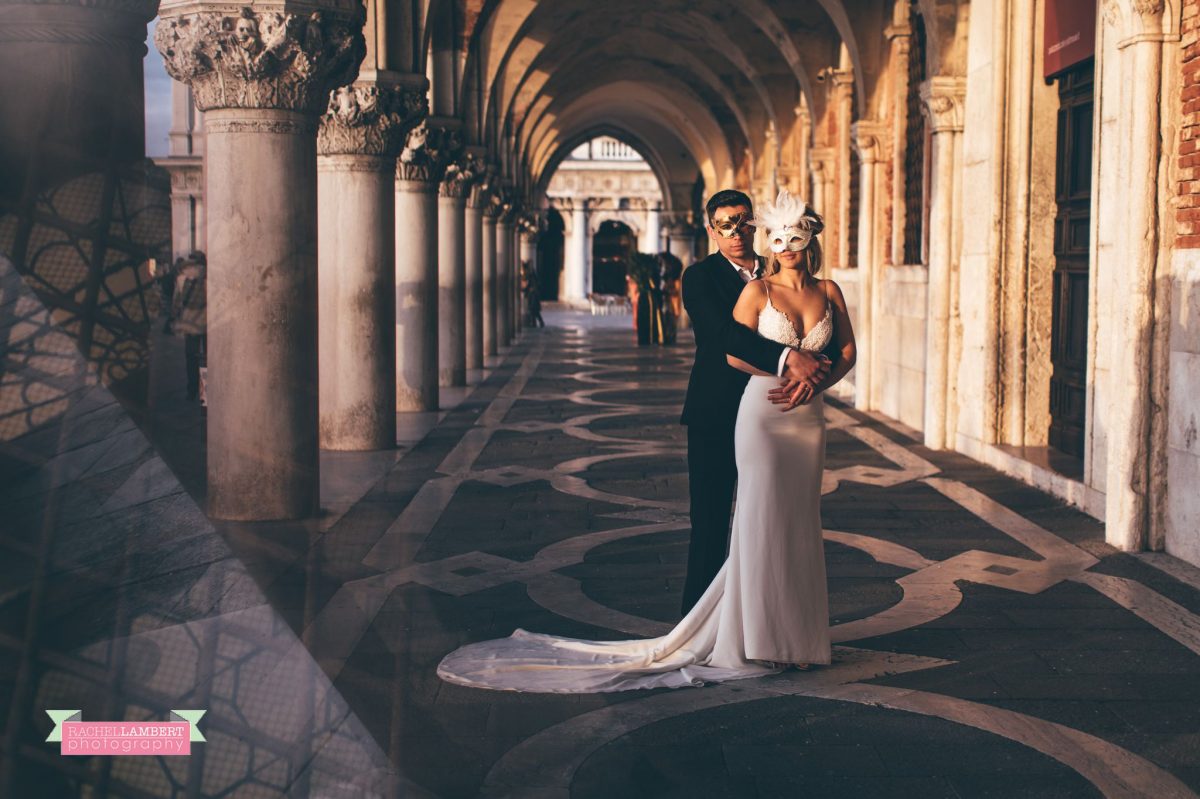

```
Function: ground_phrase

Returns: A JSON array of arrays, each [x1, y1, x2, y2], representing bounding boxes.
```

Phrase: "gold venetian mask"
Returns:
[[711, 211, 756, 239]]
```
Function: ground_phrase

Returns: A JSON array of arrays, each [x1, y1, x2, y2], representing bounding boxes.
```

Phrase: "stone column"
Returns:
[[1106, 3, 1171, 551], [514, 219, 526, 333], [0, 0, 156, 193], [560, 200, 592, 303], [831, 69, 856, 273], [559, 202, 580, 304], [155, 6, 364, 520], [482, 203, 499, 356], [520, 226, 538, 282], [438, 157, 473, 386], [666, 221, 695, 266], [317, 77, 426, 451], [808, 149, 836, 258], [464, 166, 487, 371], [920, 78, 967, 451], [510, 215, 522, 336], [850, 120, 887, 411], [496, 212, 514, 346], [394, 120, 459, 411], [643, 206, 662, 254]]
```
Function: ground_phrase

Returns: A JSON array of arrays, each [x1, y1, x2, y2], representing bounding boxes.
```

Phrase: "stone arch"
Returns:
[[537, 127, 675, 213], [590, 212, 643, 237]]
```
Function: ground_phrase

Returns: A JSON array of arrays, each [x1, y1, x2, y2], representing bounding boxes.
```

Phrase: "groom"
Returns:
[[678, 189, 830, 614]]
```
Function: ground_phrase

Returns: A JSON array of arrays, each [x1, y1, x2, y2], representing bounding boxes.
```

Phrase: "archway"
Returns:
[[538, 207, 565, 301], [591, 220, 635, 295]]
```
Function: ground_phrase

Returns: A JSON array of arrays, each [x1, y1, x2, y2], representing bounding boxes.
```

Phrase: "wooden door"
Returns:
[[1049, 60, 1093, 457]]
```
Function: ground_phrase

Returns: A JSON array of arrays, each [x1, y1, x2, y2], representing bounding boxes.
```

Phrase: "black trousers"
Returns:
[[184, 334, 206, 399], [681, 420, 737, 614]]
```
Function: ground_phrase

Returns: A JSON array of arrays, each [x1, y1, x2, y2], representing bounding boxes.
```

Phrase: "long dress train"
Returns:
[[436, 290, 833, 693]]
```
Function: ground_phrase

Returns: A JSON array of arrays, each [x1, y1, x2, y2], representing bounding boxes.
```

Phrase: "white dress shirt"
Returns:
[[724, 254, 790, 377]]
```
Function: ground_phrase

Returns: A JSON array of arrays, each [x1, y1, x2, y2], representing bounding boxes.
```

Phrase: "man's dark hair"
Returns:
[[704, 189, 753, 224]]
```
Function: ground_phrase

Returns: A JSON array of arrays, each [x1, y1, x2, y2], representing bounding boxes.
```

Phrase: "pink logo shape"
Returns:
[[60, 721, 191, 756]]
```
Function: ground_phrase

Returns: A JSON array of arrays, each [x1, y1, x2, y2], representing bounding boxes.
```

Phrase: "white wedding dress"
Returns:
[[437, 286, 833, 693]]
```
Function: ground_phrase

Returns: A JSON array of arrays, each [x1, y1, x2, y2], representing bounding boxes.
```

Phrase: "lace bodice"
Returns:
[[757, 283, 833, 352]]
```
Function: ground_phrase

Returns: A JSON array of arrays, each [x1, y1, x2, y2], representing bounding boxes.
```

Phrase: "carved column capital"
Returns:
[[317, 76, 427, 157], [519, 213, 540, 243], [1133, 0, 1165, 19], [440, 151, 485, 199], [481, 199, 503, 220], [850, 120, 889, 164], [1117, 0, 1179, 44], [884, 21, 912, 57], [808, 146, 836, 175], [825, 67, 855, 103], [396, 118, 463, 185], [465, 156, 495, 208], [153, 4, 366, 114], [919, 77, 967, 134]]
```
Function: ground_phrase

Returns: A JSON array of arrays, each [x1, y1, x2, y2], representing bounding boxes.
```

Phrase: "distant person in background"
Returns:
[[660, 251, 684, 324], [149, 252, 179, 334], [170, 251, 207, 403], [523, 261, 544, 328]]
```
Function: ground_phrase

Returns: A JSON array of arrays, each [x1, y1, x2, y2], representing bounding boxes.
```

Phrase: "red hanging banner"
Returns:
[[1045, 0, 1097, 79]]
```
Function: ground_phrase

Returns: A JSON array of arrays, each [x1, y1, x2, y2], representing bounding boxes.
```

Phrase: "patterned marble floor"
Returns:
[[2, 277, 1200, 798]]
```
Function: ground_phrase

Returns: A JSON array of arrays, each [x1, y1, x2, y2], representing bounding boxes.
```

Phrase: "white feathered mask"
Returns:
[[753, 190, 823, 253]]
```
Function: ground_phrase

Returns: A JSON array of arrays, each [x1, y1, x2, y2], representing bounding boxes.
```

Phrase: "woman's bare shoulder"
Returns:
[[817, 278, 846, 300]]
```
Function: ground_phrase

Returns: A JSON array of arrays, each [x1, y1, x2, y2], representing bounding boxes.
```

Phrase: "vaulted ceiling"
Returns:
[[376, 0, 969, 211]]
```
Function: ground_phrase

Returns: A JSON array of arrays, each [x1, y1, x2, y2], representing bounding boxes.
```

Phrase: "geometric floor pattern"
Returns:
[[2, 266, 1200, 797]]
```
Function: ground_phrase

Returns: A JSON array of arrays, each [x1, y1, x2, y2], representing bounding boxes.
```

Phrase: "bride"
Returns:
[[437, 190, 857, 693]]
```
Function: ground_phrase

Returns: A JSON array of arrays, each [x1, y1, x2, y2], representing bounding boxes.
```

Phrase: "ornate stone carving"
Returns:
[[519, 213, 540, 241], [482, 184, 510, 220], [1102, 0, 1122, 27], [154, 6, 366, 113], [1133, 0, 1165, 19], [439, 155, 480, 199], [919, 77, 967, 134], [466, 157, 495, 209], [850, 121, 888, 164], [396, 121, 463, 184], [318, 81, 427, 156]]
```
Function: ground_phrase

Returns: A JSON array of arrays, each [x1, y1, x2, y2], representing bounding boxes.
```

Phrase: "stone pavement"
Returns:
[[1, 288, 1200, 798]]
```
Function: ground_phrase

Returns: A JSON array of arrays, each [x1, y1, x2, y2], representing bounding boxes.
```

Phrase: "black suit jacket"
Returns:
[[680, 253, 787, 426]]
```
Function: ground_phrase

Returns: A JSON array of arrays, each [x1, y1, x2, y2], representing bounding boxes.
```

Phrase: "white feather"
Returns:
[[753, 189, 811, 234]]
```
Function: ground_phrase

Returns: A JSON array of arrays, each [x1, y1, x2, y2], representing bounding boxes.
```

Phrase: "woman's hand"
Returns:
[[768, 355, 830, 410]]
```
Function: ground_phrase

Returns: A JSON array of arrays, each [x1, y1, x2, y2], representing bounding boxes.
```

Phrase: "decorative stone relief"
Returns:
[[466, 158, 495, 209], [439, 156, 478, 199], [1102, 0, 1122, 27], [919, 78, 967, 134], [481, 196, 503, 219], [850, 121, 889, 164], [154, 6, 365, 113], [1133, 0, 1165, 18], [519, 213, 540, 242], [489, 187, 514, 223], [318, 81, 427, 157], [396, 121, 463, 185]]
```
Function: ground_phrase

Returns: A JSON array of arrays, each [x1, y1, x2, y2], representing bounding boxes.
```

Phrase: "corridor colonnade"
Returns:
[[3, 0, 1197, 574], [149, 1, 527, 519]]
